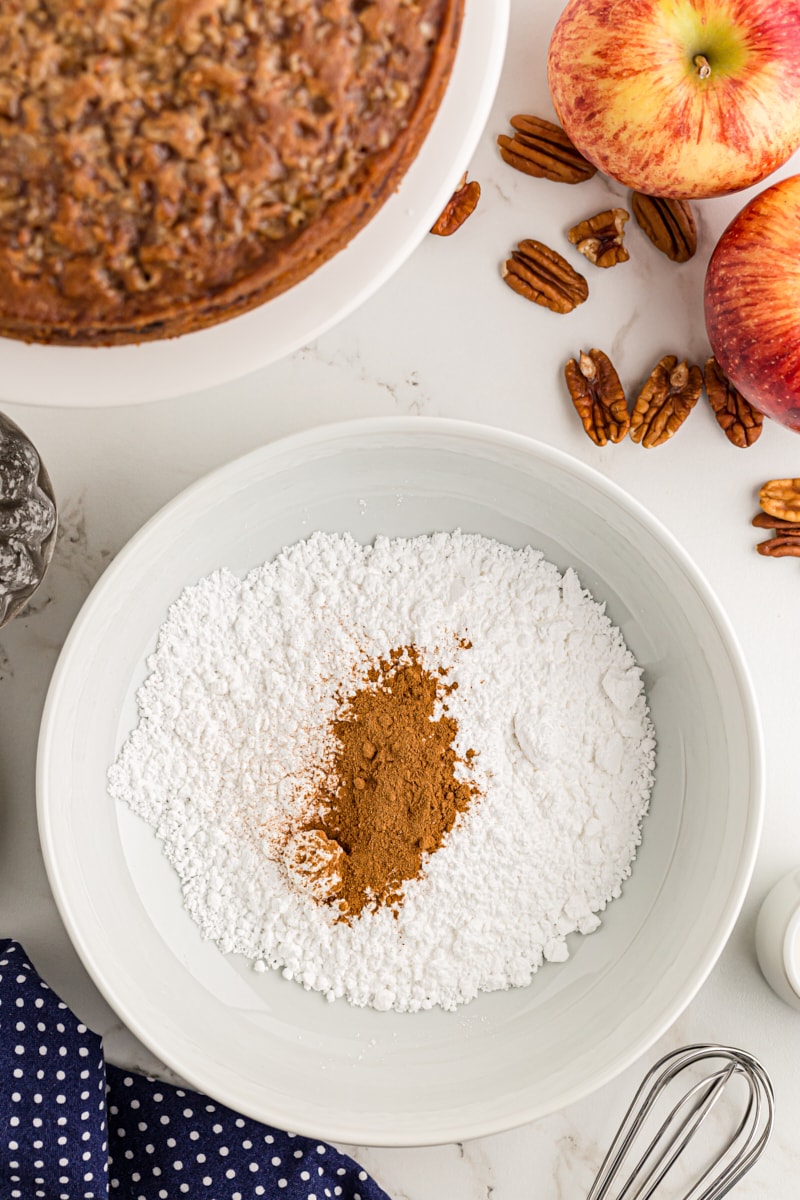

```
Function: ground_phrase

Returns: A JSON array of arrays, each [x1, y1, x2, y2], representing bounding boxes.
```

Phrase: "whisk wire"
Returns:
[[701, 1056, 773, 1200], [621, 1067, 734, 1200]]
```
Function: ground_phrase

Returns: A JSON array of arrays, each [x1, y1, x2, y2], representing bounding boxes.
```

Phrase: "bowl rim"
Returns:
[[36, 415, 765, 1145]]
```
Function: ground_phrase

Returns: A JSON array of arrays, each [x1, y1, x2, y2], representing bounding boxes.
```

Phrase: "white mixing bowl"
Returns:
[[37, 418, 763, 1145]]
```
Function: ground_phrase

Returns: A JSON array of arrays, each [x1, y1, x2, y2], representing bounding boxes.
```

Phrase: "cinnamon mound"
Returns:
[[297, 646, 477, 920]]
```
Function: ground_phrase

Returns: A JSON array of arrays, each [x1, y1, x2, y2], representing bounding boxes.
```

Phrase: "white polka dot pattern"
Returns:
[[1, 941, 388, 1200]]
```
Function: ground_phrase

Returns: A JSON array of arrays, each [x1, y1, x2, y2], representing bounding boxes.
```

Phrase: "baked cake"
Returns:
[[0, 0, 463, 345]]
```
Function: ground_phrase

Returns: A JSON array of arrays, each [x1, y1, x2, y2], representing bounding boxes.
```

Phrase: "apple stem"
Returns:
[[694, 54, 711, 79]]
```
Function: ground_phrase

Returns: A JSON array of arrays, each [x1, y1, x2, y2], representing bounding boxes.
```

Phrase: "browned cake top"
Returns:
[[0, 0, 457, 342]]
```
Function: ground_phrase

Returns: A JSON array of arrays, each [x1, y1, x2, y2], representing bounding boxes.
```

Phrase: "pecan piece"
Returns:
[[430, 172, 481, 236], [568, 208, 630, 268], [629, 356, 703, 447], [631, 192, 697, 262], [752, 512, 800, 531], [704, 357, 763, 447], [501, 239, 588, 313], [759, 479, 800, 523], [565, 349, 629, 445], [756, 536, 800, 558], [497, 114, 597, 184]]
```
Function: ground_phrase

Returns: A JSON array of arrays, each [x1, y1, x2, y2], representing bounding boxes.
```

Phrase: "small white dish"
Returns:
[[755, 869, 800, 1011], [0, 0, 508, 408], [37, 417, 763, 1145]]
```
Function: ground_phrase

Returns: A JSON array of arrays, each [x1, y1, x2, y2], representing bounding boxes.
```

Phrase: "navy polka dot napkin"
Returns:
[[0, 940, 390, 1200]]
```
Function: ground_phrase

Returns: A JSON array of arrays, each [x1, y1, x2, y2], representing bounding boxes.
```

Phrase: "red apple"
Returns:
[[704, 174, 800, 431], [547, 0, 800, 199]]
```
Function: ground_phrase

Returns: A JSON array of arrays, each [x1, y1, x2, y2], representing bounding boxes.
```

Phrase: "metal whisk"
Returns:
[[586, 1044, 774, 1200]]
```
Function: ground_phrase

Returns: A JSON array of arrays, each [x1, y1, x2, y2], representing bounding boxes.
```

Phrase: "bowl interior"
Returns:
[[37, 420, 762, 1145]]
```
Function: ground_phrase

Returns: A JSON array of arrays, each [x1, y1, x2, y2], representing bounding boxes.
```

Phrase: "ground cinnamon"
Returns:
[[291, 645, 477, 920]]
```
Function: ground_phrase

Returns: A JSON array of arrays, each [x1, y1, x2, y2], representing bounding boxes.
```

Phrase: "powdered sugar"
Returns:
[[108, 531, 656, 1012]]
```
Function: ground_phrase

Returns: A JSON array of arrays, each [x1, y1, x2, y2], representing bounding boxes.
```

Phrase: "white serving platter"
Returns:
[[0, 0, 508, 408], [37, 418, 763, 1145]]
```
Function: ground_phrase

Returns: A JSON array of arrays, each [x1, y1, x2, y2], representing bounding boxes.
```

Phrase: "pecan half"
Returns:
[[629, 356, 703, 447], [703, 357, 763, 447], [497, 114, 597, 184], [759, 479, 800, 523], [501, 239, 588, 313], [568, 208, 630, 268], [756, 536, 800, 558], [565, 349, 629, 446], [631, 192, 697, 262], [753, 512, 800, 531], [430, 172, 481, 236]]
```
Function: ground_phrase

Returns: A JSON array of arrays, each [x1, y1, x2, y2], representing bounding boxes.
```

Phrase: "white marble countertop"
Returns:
[[2, 1, 800, 1195]]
